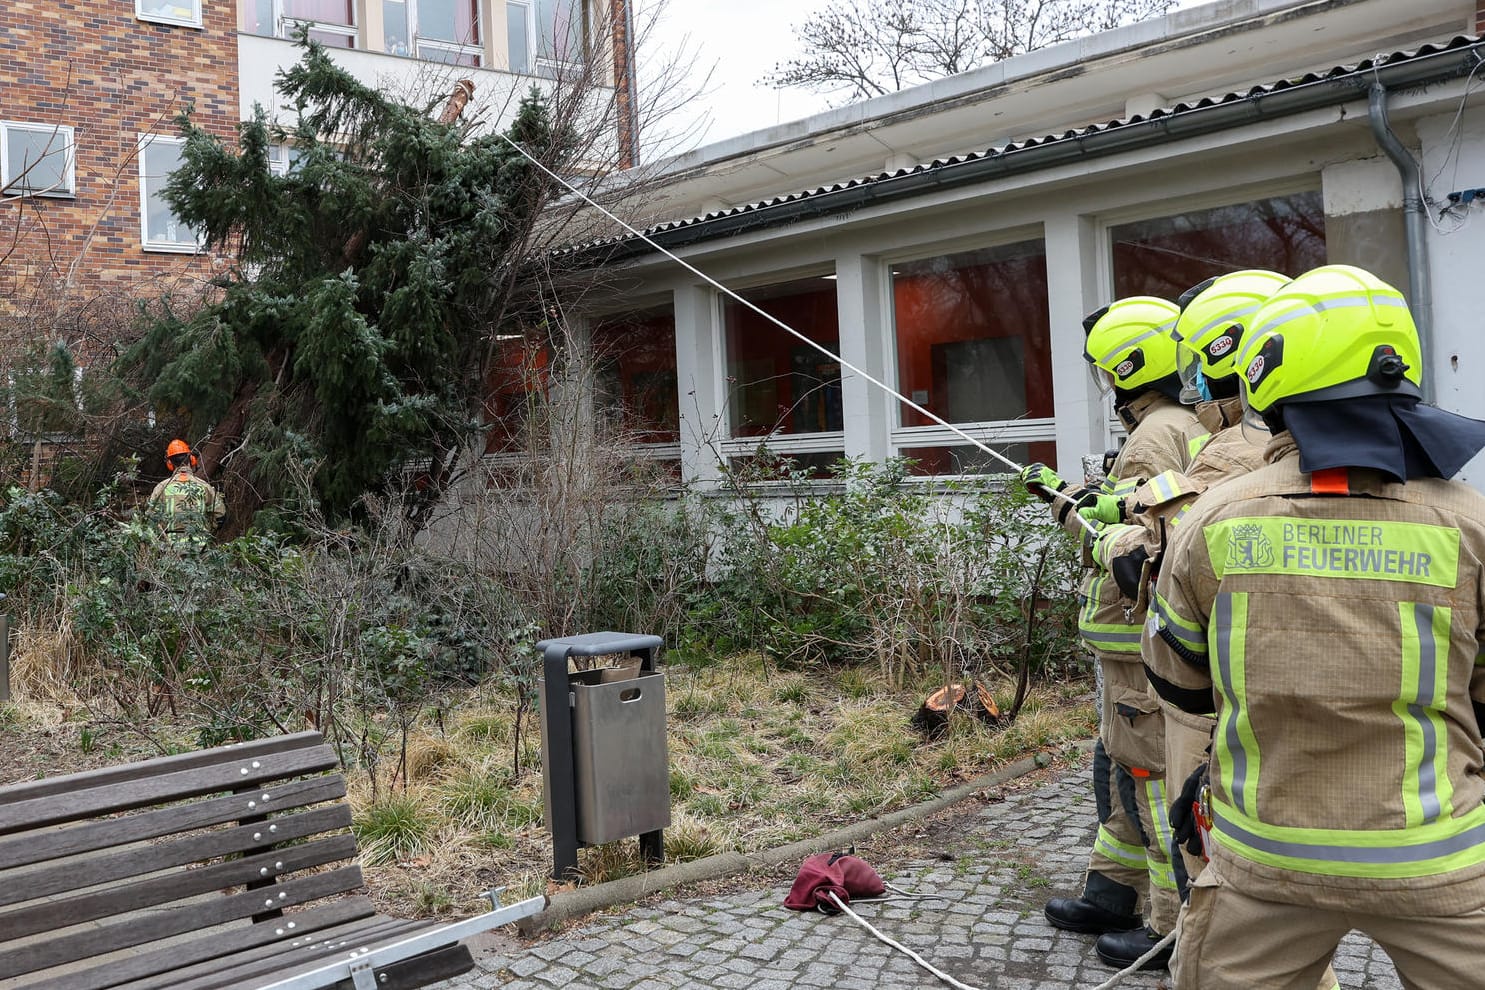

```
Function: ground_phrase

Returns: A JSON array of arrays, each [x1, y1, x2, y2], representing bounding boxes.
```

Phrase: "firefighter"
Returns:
[[1020, 297, 1206, 968], [1145, 264, 1485, 988], [147, 439, 226, 549], [1086, 270, 1337, 986]]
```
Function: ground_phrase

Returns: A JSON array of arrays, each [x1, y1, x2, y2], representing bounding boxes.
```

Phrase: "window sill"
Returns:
[[141, 241, 203, 254], [137, 13, 204, 29], [1, 190, 76, 200]]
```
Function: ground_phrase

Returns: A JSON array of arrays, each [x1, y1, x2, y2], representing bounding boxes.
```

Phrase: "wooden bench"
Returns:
[[0, 730, 544, 990]]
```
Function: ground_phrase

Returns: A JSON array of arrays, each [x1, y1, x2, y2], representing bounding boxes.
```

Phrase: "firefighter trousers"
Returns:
[[1163, 706, 1340, 990], [1176, 859, 1485, 990], [1083, 660, 1181, 934], [1080, 739, 1180, 932]]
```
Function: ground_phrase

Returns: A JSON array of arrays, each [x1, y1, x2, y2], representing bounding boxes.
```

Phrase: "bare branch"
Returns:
[[767, 0, 1177, 104]]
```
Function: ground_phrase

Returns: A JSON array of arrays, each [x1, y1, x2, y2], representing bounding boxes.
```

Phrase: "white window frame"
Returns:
[[0, 122, 76, 198], [509, 0, 585, 78], [267, 144, 296, 176], [402, 0, 483, 65], [252, 0, 358, 46], [136, 0, 203, 28], [138, 134, 202, 254], [714, 271, 847, 468], [879, 235, 1059, 477]]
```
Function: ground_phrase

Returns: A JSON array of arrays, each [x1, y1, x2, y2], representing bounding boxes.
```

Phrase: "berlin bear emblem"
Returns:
[[1227, 523, 1275, 569]]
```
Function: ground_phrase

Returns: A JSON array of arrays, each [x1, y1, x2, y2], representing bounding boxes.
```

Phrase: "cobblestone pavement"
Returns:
[[438, 763, 1405, 989]]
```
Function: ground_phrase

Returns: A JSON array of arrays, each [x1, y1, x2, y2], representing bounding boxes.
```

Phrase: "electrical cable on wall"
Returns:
[[498, 133, 1102, 536]]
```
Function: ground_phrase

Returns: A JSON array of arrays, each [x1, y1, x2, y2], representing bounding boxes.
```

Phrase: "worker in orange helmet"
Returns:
[[146, 439, 226, 549]]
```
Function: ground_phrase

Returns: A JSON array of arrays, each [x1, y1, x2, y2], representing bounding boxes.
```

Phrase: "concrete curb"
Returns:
[[517, 746, 1071, 935]]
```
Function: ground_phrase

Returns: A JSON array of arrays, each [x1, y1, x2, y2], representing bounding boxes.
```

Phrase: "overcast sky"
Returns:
[[638, 0, 1212, 159]]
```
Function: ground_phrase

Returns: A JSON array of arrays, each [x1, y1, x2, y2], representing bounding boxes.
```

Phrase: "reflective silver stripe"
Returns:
[[1097, 320, 1178, 366], [1170, 504, 1192, 529], [1195, 303, 1260, 340], [1215, 808, 1485, 866], [1150, 472, 1178, 503], [1239, 295, 1408, 365], [1083, 629, 1145, 645], [1411, 603, 1443, 824], [1151, 596, 1205, 648], [1214, 593, 1250, 816]]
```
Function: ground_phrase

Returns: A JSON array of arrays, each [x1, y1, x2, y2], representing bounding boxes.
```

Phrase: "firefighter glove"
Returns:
[[1018, 462, 1066, 503], [1110, 545, 1150, 600], [1169, 762, 1209, 858], [1077, 492, 1127, 525]]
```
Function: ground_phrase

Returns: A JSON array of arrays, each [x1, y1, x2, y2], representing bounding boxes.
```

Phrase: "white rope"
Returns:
[[825, 891, 988, 990], [497, 134, 1101, 537], [883, 880, 948, 900]]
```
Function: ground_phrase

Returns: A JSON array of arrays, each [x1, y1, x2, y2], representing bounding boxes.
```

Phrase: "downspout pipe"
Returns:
[[1368, 82, 1435, 403]]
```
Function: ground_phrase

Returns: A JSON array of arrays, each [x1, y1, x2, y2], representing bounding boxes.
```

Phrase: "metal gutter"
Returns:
[[1368, 82, 1436, 402], [572, 37, 1485, 266]]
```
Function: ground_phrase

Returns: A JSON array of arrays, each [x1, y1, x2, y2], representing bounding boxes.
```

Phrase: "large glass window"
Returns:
[[507, 0, 584, 76], [138, 136, 200, 252], [248, 1, 357, 47], [484, 336, 550, 454], [137, 0, 202, 27], [384, 0, 481, 64], [890, 240, 1055, 475], [591, 308, 679, 446], [1, 122, 74, 197], [724, 276, 842, 447], [1110, 191, 1326, 298]]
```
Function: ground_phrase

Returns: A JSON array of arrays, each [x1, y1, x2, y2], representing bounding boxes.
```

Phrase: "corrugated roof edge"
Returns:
[[554, 34, 1485, 266]]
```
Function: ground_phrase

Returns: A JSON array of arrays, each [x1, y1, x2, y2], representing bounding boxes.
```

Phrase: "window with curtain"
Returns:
[[507, 0, 585, 76], [137, 0, 201, 27], [402, 0, 481, 65], [281, 0, 356, 46]]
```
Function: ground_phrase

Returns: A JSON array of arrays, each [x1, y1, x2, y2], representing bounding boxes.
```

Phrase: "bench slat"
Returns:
[[323, 943, 476, 990], [0, 864, 366, 980], [0, 732, 327, 803], [0, 744, 340, 834], [15, 897, 378, 990], [0, 774, 348, 870], [1, 803, 353, 908], [137, 917, 439, 990], [0, 832, 359, 943]]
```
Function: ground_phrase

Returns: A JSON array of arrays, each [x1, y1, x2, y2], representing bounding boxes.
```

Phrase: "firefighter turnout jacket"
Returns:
[[147, 466, 227, 548], [1145, 432, 1485, 915], [1071, 391, 1209, 659]]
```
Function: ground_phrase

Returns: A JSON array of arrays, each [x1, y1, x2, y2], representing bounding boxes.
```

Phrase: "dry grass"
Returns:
[[0, 656, 1095, 918]]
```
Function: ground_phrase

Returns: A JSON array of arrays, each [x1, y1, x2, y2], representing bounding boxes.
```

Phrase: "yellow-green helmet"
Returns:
[[1083, 297, 1182, 396], [1173, 270, 1290, 395], [1239, 264, 1420, 415]]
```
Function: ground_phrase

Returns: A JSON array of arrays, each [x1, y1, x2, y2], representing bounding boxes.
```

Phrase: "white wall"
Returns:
[[236, 32, 617, 158], [1417, 105, 1485, 483]]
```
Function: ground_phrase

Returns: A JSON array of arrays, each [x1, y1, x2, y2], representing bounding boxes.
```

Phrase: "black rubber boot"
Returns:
[[1094, 926, 1173, 970], [1043, 897, 1143, 935]]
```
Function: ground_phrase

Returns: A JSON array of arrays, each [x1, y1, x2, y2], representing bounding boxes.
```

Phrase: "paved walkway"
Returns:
[[441, 764, 1404, 989]]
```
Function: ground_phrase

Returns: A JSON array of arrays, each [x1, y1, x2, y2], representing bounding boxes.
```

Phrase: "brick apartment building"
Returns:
[[0, 0, 629, 473]]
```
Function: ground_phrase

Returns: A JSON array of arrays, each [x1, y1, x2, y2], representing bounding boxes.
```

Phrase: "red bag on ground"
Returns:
[[784, 851, 886, 913]]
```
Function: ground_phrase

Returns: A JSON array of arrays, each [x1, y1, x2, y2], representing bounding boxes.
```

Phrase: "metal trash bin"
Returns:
[[567, 668, 670, 844], [536, 632, 668, 878]]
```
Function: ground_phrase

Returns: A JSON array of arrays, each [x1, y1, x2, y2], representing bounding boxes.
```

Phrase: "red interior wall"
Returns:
[[892, 250, 1054, 427]]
